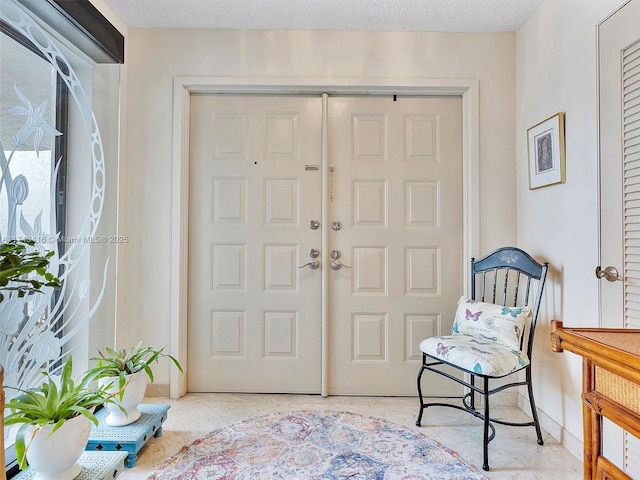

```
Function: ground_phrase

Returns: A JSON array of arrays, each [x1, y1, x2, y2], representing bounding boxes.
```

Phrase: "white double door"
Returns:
[[187, 93, 462, 395]]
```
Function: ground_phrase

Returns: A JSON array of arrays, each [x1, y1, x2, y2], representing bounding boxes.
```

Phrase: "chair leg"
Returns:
[[482, 377, 490, 471], [416, 360, 426, 427], [526, 367, 544, 445], [470, 374, 476, 410]]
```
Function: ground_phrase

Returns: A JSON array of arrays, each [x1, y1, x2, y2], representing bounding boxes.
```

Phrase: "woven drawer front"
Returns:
[[596, 367, 640, 415]]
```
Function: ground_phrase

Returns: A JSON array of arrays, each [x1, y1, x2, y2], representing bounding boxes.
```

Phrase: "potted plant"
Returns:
[[89, 341, 183, 426], [4, 356, 116, 479]]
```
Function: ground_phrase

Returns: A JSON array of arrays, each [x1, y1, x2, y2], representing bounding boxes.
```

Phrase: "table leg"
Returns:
[[126, 453, 137, 468], [582, 358, 598, 480]]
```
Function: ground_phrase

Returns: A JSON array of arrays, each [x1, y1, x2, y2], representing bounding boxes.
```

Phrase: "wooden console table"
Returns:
[[550, 320, 640, 480]]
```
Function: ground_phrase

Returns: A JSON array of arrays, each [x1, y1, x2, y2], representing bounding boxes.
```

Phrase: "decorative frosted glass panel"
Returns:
[[353, 181, 387, 227], [353, 246, 387, 295], [405, 181, 438, 227], [1, 1, 115, 404], [212, 177, 246, 224], [265, 113, 298, 160], [405, 247, 439, 296], [263, 311, 297, 358], [352, 313, 387, 361], [405, 314, 440, 361], [265, 178, 299, 224], [211, 310, 245, 357], [211, 243, 245, 290], [264, 244, 296, 291], [213, 113, 247, 159], [405, 114, 437, 161], [353, 114, 387, 162]]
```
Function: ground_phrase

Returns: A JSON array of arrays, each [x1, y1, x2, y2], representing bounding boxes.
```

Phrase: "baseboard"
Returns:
[[146, 383, 170, 397], [489, 390, 518, 406], [517, 393, 583, 462]]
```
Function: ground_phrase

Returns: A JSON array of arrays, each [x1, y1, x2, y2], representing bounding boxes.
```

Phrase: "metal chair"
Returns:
[[415, 246, 548, 471]]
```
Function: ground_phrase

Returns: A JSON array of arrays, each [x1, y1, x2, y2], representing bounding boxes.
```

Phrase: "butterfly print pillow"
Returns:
[[452, 296, 531, 351]]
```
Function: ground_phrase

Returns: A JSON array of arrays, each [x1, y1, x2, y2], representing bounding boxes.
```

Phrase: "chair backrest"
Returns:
[[470, 247, 548, 358]]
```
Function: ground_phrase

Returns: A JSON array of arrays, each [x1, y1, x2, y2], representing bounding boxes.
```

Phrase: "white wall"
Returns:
[[516, 0, 629, 457], [114, 29, 519, 391]]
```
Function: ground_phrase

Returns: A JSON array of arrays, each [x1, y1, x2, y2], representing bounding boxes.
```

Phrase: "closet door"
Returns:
[[598, 0, 640, 474]]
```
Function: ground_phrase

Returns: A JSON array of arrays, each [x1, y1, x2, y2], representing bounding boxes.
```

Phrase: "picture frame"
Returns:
[[527, 112, 565, 189]]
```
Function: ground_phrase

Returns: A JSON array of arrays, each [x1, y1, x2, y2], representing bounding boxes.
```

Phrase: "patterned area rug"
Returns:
[[149, 410, 487, 479]]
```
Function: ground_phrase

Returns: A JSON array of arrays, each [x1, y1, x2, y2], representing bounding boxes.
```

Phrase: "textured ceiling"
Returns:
[[101, 0, 545, 32]]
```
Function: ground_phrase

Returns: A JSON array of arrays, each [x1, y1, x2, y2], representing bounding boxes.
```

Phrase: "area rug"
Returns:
[[148, 410, 487, 480]]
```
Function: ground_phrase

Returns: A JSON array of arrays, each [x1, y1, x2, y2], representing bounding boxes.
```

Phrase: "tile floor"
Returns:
[[121, 394, 582, 480]]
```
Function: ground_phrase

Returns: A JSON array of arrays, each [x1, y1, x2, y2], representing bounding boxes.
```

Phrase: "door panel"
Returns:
[[187, 94, 323, 393], [326, 96, 463, 395]]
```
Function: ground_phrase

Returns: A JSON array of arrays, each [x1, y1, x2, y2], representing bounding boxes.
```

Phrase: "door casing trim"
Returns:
[[170, 76, 480, 398]]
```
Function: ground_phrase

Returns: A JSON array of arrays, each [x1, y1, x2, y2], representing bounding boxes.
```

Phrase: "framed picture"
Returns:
[[527, 112, 565, 189]]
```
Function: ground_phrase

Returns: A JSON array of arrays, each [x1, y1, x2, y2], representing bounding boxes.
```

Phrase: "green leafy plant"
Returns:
[[0, 239, 61, 302], [88, 341, 183, 392], [4, 356, 117, 470]]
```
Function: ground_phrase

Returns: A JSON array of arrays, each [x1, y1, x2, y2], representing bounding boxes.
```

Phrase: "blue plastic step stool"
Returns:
[[13, 451, 128, 480], [86, 404, 170, 468]]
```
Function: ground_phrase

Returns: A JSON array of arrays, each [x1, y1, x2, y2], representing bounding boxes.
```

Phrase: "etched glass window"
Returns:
[[1, 0, 121, 473]]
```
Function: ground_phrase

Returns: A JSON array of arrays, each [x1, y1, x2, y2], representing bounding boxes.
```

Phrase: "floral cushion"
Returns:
[[419, 335, 529, 377], [452, 296, 530, 350]]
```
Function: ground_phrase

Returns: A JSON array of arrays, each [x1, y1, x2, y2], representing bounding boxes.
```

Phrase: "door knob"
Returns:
[[298, 260, 320, 270], [309, 220, 320, 230], [330, 260, 351, 270], [596, 265, 622, 282], [331, 221, 342, 231]]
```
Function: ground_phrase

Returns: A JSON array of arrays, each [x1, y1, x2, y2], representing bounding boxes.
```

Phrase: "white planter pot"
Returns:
[[98, 371, 149, 426], [25, 414, 91, 480]]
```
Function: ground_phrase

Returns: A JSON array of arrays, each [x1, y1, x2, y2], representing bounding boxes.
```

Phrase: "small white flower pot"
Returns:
[[98, 370, 149, 426], [25, 414, 91, 480]]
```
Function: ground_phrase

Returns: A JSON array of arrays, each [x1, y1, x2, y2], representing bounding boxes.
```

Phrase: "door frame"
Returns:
[[169, 76, 480, 398]]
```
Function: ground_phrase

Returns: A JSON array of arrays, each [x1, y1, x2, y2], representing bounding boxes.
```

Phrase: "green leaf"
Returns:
[[0, 239, 61, 302], [14, 424, 32, 470]]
